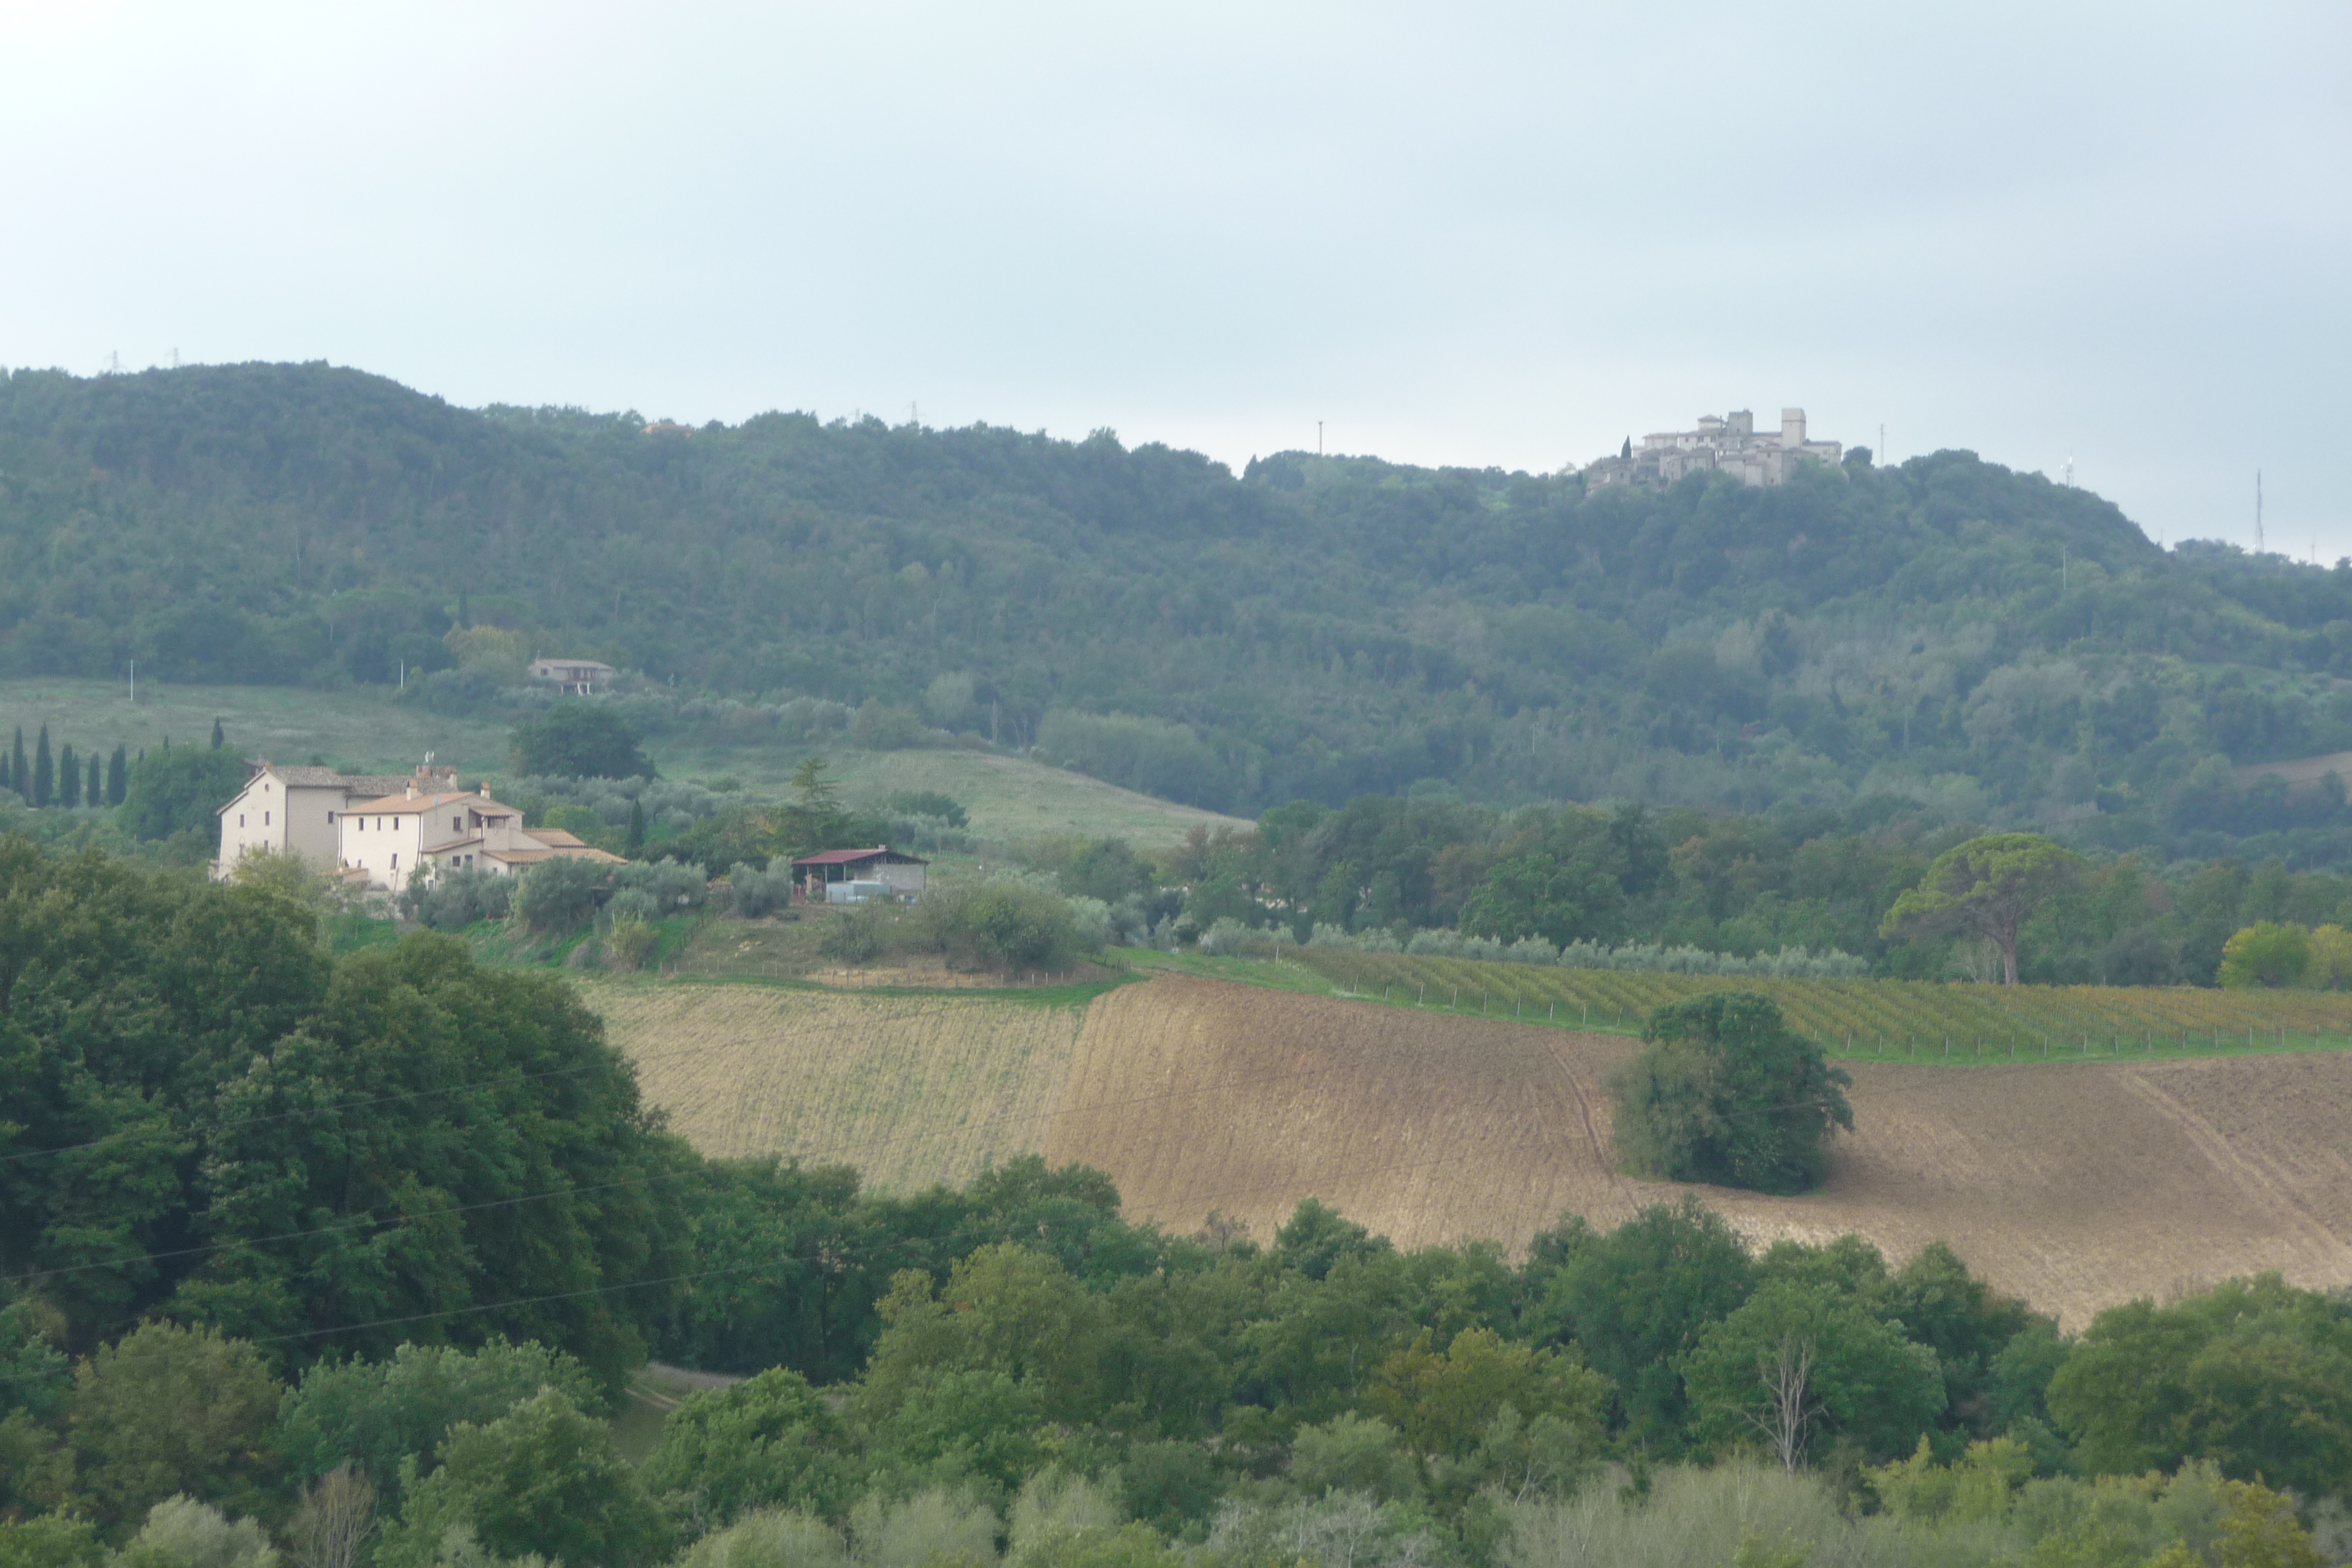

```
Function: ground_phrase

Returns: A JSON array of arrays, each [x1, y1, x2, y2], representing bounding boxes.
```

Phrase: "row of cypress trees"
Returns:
[[0, 725, 130, 808]]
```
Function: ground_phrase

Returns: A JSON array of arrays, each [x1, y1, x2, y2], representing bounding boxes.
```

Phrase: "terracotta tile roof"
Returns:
[[344, 788, 521, 816], [340, 775, 415, 798], [483, 845, 626, 866], [262, 765, 358, 788], [219, 765, 413, 813]]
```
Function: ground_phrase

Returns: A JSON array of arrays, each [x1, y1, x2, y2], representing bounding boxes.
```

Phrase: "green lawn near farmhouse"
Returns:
[[0, 677, 1241, 849]]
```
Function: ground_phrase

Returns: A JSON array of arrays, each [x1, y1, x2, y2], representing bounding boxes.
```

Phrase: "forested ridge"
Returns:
[[7, 363, 2352, 855]]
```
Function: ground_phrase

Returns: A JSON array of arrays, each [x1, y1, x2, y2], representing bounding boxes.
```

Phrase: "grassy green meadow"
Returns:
[[0, 677, 1244, 848]]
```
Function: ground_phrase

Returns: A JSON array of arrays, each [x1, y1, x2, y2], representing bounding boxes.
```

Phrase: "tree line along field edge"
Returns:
[[1261, 947, 2352, 1063]]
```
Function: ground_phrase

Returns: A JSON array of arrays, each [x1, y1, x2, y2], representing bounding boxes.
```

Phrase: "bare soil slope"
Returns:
[[591, 972, 2352, 1326], [1045, 976, 2352, 1326]]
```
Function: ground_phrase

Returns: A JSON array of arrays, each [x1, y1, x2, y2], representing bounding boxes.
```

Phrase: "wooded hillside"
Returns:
[[5, 363, 2349, 854]]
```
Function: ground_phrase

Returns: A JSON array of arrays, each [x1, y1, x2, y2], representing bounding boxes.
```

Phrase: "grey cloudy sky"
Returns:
[[3, 3, 2346, 553]]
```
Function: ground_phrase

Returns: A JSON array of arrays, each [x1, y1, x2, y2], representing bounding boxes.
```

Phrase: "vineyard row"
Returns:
[[1281, 950, 2352, 1063]]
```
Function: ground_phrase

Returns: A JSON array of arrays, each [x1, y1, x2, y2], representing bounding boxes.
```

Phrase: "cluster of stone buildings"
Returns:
[[215, 760, 933, 904], [215, 761, 623, 889], [1583, 407, 1842, 490]]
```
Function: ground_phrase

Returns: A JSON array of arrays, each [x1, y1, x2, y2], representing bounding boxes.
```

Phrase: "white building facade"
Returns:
[[218, 761, 626, 889], [336, 775, 624, 890], [215, 763, 414, 878]]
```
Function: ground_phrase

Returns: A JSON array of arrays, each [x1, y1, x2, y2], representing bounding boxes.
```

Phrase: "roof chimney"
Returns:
[[480, 782, 491, 798], [405, 781, 418, 800]]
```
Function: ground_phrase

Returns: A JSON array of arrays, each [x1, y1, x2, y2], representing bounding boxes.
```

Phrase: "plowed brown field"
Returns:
[[593, 973, 2352, 1326]]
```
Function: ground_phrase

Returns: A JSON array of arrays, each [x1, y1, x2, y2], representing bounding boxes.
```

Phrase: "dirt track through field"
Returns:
[[594, 972, 2352, 1326]]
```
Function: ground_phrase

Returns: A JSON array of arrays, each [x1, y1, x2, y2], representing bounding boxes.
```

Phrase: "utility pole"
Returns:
[[2256, 470, 2265, 554], [128, 660, 134, 703], [1879, 422, 1885, 464], [1317, 420, 1324, 456]]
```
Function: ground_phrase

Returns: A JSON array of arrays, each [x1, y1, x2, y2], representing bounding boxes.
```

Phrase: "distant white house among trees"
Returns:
[[530, 657, 616, 694], [215, 761, 624, 887]]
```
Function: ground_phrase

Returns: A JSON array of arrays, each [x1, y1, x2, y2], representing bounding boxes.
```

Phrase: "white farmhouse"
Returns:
[[216, 761, 626, 889], [215, 762, 417, 878], [336, 775, 624, 890]]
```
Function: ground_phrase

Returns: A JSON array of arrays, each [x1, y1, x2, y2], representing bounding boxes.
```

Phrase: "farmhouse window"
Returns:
[[392, 854, 399, 869], [454, 816, 462, 832], [239, 814, 246, 827], [264, 812, 270, 825]]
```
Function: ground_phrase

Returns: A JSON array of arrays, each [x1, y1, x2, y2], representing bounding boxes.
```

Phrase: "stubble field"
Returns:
[[590, 972, 2352, 1326], [580, 978, 1092, 1192]]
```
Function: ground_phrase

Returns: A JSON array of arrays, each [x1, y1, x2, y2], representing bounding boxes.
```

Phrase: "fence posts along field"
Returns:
[[1254, 947, 2352, 1065]]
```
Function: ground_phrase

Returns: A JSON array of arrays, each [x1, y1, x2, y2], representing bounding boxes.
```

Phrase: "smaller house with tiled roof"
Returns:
[[338, 775, 624, 891], [789, 846, 928, 902]]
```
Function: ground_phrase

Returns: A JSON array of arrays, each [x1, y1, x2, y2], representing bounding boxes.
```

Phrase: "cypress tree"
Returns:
[[10, 728, 24, 803], [31, 726, 51, 808], [211, 717, 224, 750], [86, 752, 101, 808], [108, 746, 128, 806], [0, 748, 11, 796], [626, 798, 646, 854], [58, 744, 78, 808]]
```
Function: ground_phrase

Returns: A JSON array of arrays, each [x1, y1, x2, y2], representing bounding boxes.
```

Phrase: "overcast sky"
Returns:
[[3, 3, 2346, 554]]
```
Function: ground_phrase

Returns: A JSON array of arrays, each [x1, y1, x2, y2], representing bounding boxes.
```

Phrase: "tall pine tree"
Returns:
[[30, 726, 50, 808], [10, 728, 24, 803], [86, 751, 101, 808], [58, 744, 78, 808], [107, 745, 128, 807]]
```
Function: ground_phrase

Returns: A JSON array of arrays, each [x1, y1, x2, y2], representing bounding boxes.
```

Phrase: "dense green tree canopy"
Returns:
[[377, 1388, 668, 1568], [511, 705, 655, 779], [0, 840, 689, 1384], [117, 746, 251, 842], [1608, 993, 1855, 1195], [2047, 1274, 2352, 1498], [1881, 833, 2084, 984]]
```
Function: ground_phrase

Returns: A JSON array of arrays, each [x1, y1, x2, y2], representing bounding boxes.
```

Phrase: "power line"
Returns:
[[0, 1122, 1591, 1381]]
